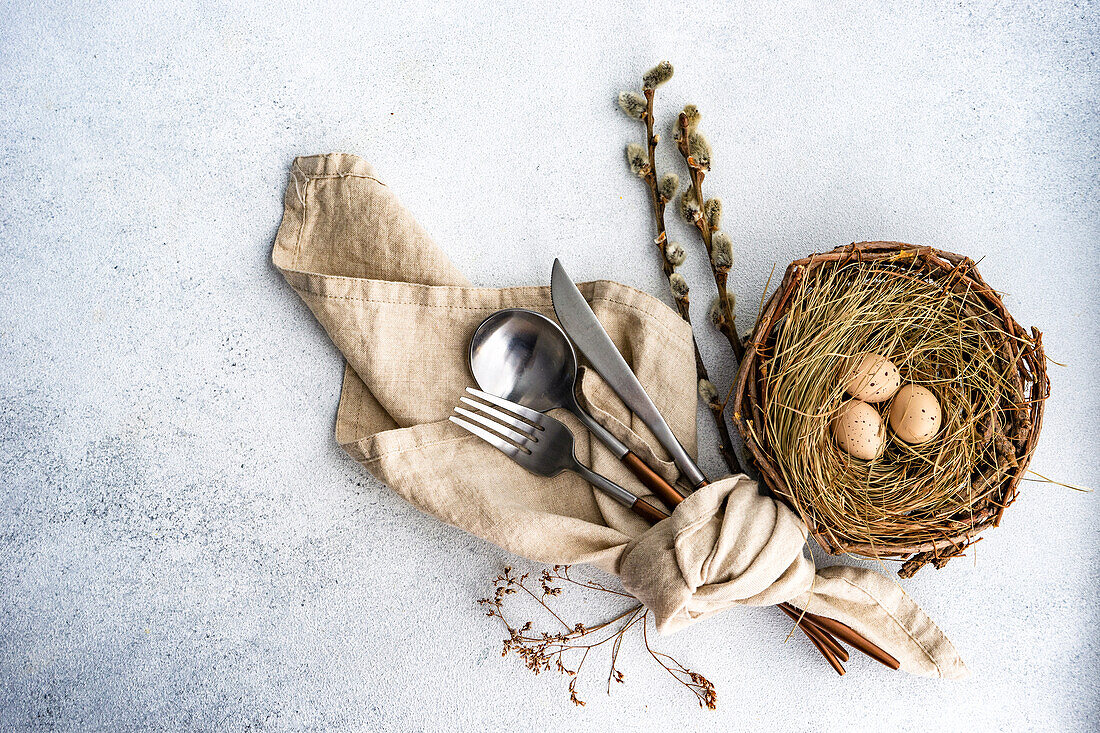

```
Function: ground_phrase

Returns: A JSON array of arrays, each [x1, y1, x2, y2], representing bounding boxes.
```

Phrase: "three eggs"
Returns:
[[833, 353, 941, 460]]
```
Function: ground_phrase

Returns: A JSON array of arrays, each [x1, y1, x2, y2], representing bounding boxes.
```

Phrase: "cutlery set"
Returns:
[[468, 308, 685, 508], [450, 258, 899, 675], [452, 388, 671, 524]]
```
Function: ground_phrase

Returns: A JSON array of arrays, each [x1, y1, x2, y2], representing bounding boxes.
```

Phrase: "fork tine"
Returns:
[[449, 416, 523, 458], [454, 407, 534, 447], [460, 396, 543, 436], [465, 387, 543, 422]]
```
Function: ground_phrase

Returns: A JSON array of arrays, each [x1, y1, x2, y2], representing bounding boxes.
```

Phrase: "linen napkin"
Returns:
[[273, 153, 968, 680]]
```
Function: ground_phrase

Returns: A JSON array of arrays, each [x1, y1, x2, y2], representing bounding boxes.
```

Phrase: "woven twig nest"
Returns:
[[733, 242, 1049, 577]]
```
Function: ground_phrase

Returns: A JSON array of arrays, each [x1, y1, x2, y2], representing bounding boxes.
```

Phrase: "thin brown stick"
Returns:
[[557, 566, 637, 598], [514, 577, 571, 631], [642, 607, 718, 708], [642, 88, 675, 283]]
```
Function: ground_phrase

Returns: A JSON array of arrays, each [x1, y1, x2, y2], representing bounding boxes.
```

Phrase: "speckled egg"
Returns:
[[843, 352, 902, 403], [833, 400, 886, 460], [888, 384, 942, 444]]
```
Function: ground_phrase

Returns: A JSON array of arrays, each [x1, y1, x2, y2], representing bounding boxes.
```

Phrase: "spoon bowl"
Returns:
[[469, 309, 577, 414]]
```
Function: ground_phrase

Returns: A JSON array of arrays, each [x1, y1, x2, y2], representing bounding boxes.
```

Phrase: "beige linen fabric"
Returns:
[[273, 153, 968, 680]]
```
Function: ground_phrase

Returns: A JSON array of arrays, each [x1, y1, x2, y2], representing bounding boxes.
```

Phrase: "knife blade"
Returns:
[[550, 259, 708, 488]]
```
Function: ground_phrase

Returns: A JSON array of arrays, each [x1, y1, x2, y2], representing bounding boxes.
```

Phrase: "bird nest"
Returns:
[[733, 242, 1049, 577]]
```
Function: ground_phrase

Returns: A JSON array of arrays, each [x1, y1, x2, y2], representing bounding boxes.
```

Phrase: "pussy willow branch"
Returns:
[[636, 87, 686, 311], [675, 113, 746, 366], [633, 85, 742, 476]]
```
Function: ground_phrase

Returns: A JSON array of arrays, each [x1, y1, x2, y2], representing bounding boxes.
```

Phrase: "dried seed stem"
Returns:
[[479, 565, 716, 708]]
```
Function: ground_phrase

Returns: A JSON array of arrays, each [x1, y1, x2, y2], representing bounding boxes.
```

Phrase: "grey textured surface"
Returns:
[[1, 1, 1098, 730]]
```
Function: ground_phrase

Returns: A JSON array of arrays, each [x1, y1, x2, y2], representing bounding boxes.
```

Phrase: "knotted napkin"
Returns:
[[274, 153, 968, 679]]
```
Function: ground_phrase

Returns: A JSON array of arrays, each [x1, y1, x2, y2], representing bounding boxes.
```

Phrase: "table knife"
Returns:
[[550, 259, 709, 489]]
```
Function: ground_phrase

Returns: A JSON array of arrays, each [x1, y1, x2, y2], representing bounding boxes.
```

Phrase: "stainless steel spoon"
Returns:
[[469, 308, 684, 508]]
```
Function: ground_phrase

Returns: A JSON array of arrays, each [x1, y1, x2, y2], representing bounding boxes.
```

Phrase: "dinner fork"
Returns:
[[449, 387, 670, 523]]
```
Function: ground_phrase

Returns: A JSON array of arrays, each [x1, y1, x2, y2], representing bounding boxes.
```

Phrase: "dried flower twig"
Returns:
[[619, 62, 742, 475], [479, 565, 717, 709]]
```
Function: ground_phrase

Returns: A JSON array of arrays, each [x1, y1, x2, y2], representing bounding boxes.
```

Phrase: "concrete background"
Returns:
[[1, 1, 1097, 730]]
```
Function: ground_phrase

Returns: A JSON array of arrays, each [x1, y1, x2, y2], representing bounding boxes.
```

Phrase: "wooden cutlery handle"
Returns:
[[777, 602, 846, 674], [778, 603, 848, 661], [622, 451, 686, 508], [630, 497, 671, 523], [792, 607, 901, 671], [804, 627, 847, 676]]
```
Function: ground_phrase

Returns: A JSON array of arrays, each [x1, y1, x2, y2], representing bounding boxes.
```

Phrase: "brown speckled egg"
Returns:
[[888, 385, 942, 444], [833, 400, 886, 460], [843, 352, 902, 403]]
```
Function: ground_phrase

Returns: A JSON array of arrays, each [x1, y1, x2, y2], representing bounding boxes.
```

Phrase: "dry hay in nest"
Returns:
[[733, 242, 1048, 577]]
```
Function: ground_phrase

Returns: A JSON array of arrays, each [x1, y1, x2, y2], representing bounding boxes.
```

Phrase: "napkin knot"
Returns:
[[620, 475, 815, 632], [620, 475, 969, 679]]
